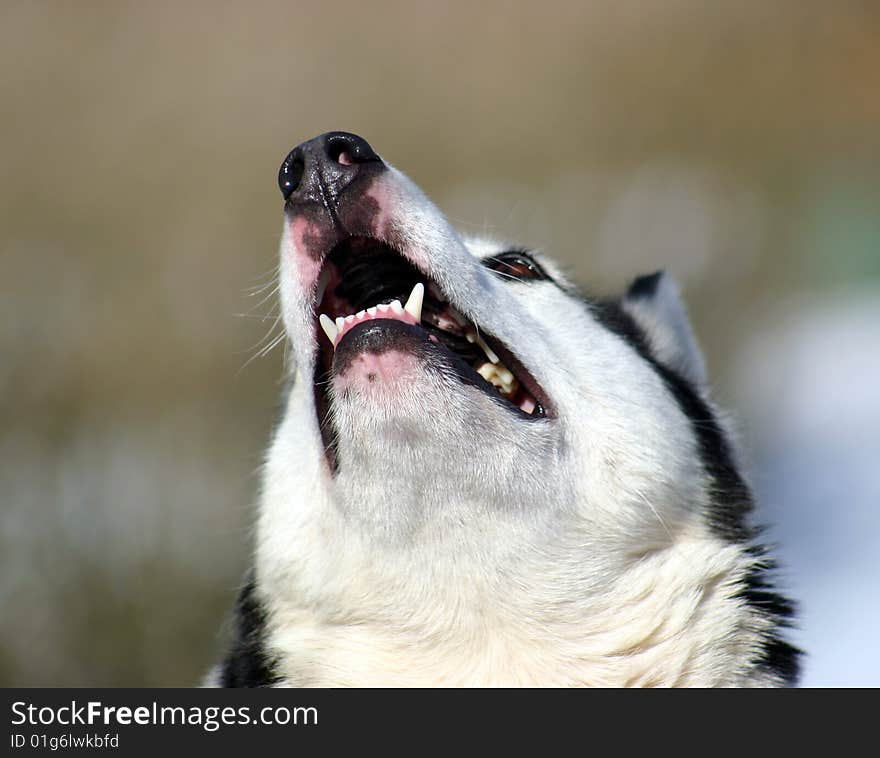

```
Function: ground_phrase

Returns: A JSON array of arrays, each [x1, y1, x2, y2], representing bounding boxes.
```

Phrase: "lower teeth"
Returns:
[[477, 361, 519, 397]]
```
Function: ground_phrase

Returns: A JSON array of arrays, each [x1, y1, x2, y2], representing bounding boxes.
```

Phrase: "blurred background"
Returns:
[[1, 1, 878, 686]]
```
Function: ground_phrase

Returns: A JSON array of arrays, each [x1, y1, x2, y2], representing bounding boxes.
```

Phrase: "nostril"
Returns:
[[278, 149, 305, 201], [326, 137, 352, 166], [325, 133, 379, 166]]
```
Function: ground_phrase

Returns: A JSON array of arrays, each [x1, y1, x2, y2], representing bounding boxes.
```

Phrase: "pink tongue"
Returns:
[[333, 304, 418, 347]]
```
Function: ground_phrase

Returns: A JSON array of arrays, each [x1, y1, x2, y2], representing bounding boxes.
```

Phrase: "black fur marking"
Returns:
[[738, 555, 796, 619], [591, 298, 801, 684], [756, 636, 802, 684], [736, 550, 802, 685], [626, 271, 664, 300], [219, 574, 280, 688]]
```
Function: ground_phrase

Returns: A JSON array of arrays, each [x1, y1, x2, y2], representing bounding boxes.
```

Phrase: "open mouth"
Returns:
[[310, 237, 550, 463]]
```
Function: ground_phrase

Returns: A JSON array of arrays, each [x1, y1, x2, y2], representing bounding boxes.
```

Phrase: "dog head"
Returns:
[[270, 131, 740, 557]]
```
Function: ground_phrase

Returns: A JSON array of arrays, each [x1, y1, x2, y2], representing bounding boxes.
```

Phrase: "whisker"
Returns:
[[259, 329, 286, 355], [236, 314, 287, 376], [241, 314, 283, 352], [249, 283, 281, 310], [234, 311, 280, 320], [486, 269, 522, 283], [244, 265, 281, 293]]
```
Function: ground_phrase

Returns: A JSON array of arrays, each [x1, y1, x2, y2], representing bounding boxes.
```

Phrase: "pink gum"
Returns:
[[333, 305, 419, 347]]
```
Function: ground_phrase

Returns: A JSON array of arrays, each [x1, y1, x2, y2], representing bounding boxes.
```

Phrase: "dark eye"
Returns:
[[483, 251, 549, 282]]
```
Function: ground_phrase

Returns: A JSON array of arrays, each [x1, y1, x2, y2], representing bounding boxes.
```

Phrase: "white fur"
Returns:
[[240, 161, 787, 687]]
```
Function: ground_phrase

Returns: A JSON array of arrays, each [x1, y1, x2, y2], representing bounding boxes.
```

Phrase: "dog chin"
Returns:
[[332, 347, 425, 401], [330, 366, 487, 447], [328, 380, 559, 534]]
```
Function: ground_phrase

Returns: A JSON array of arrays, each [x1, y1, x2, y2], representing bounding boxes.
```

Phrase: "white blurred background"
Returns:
[[1, 1, 878, 685]]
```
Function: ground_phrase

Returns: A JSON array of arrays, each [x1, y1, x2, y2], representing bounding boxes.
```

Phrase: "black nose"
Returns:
[[278, 132, 382, 204]]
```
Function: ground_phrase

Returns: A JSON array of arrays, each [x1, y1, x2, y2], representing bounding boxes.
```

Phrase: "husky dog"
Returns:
[[212, 132, 799, 687]]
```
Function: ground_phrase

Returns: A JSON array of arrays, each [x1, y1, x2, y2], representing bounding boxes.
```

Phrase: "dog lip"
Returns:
[[332, 319, 430, 375], [329, 319, 549, 420]]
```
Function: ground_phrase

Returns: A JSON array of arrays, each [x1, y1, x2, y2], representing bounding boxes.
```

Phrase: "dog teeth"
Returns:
[[479, 363, 518, 396], [466, 329, 499, 364], [477, 361, 519, 396], [318, 285, 423, 350], [319, 314, 338, 344], [482, 341, 499, 364], [403, 282, 424, 321]]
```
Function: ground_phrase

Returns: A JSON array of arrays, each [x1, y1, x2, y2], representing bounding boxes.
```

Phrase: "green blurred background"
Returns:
[[2, 1, 878, 686]]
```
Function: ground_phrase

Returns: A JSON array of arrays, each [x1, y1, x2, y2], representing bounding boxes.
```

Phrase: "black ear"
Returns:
[[620, 271, 707, 387]]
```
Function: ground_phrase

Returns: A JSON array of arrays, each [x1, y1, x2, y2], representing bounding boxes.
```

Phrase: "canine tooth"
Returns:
[[367, 306, 378, 316], [463, 328, 498, 362], [404, 282, 424, 321], [390, 299, 403, 314], [319, 314, 338, 345], [473, 334, 499, 364], [335, 317, 345, 332]]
